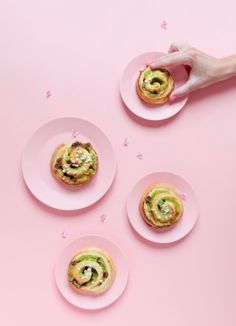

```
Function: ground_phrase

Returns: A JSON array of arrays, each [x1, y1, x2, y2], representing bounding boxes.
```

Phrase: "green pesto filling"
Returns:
[[74, 255, 107, 272], [141, 69, 168, 97], [68, 255, 108, 288], [145, 191, 181, 225]]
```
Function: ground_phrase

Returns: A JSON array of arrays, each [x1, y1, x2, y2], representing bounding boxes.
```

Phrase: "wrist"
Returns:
[[215, 56, 236, 81]]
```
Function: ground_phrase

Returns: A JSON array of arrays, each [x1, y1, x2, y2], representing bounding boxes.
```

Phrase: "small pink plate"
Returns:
[[127, 171, 198, 244], [22, 117, 116, 210], [54, 235, 129, 310], [120, 52, 189, 121]]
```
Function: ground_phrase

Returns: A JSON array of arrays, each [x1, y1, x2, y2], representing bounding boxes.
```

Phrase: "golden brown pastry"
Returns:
[[139, 183, 183, 229], [67, 247, 116, 295], [136, 67, 174, 104], [50, 141, 98, 186]]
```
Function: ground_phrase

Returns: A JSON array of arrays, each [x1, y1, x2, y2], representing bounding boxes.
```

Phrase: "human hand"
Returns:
[[150, 42, 226, 101]]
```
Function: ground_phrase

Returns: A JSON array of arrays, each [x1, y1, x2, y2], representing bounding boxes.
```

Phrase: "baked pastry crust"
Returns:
[[139, 183, 183, 229], [67, 247, 116, 295], [50, 141, 98, 186], [136, 67, 174, 105]]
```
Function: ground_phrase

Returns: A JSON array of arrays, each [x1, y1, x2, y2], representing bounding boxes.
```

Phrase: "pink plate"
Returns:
[[127, 171, 198, 244], [54, 235, 129, 310], [22, 117, 116, 210], [120, 52, 189, 121]]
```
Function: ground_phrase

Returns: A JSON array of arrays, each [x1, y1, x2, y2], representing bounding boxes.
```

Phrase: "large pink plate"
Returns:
[[22, 117, 116, 210]]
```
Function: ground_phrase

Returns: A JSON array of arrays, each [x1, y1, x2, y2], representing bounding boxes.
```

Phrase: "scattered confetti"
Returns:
[[61, 230, 69, 238], [123, 138, 129, 147], [72, 130, 79, 138], [160, 20, 167, 30], [136, 153, 143, 160], [46, 90, 52, 99], [100, 214, 107, 223], [181, 193, 186, 201]]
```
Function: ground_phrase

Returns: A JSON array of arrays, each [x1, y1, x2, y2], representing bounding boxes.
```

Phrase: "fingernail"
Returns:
[[146, 61, 153, 67], [150, 60, 164, 68], [149, 63, 158, 68]]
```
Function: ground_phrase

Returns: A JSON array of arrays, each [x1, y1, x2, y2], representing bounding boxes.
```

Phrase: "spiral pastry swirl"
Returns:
[[67, 248, 116, 295], [51, 141, 98, 186], [140, 183, 183, 229], [136, 67, 174, 104]]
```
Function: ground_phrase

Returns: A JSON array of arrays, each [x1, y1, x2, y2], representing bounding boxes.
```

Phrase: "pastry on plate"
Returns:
[[136, 67, 174, 105], [67, 247, 116, 295], [139, 183, 183, 229], [51, 141, 98, 186]]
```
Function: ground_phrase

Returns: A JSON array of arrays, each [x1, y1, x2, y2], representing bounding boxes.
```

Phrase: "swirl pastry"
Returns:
[[67, 248, 116, 295], [136, 67, 174, 104], [51, 141, 98, 186], [140, 183, 183, 229]]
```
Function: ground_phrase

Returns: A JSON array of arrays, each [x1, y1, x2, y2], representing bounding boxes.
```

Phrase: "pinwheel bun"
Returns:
[[140, 183, 183, 229], [136, 67, 174, 105], [51, 141, 98, 186], [67, 247, 116, 295]]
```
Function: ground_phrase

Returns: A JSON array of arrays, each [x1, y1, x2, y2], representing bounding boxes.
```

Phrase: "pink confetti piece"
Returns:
[[61, 230, 69, 238], [46, 90, 52, 99], [136, 153, 143, 160], [160, 20, 167, 30], [123, 138, 129, 147], [72, 130, 79, 138], [181, 193, 186, 201], [100, 214, 107, 223]]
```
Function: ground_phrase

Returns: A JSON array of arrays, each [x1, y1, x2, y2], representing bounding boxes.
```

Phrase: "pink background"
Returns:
[[1, 0, 236, 325]]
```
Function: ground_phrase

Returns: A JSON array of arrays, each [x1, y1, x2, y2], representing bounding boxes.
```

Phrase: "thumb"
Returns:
[[170, 80, 193, 100]]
